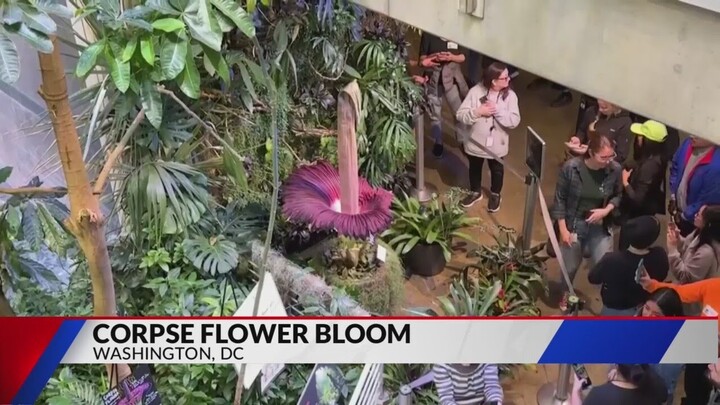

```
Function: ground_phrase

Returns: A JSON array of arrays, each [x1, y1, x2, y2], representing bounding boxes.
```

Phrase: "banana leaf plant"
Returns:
[[382, 192, 478, 262]]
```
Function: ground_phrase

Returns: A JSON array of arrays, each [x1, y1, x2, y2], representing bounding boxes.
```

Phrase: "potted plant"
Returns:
[[382, 191, 477, 277], [463, 227, 549, 301]]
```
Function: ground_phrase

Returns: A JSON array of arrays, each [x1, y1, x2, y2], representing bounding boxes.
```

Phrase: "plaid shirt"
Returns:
[[550, 158, 622, 232]]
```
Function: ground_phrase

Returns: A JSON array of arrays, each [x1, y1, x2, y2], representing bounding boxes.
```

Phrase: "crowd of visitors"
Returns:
[[415, 31, 720, 405]]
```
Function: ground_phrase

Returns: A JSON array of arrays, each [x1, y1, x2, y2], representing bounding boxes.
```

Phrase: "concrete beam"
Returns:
[[354, 0, 720, 142]]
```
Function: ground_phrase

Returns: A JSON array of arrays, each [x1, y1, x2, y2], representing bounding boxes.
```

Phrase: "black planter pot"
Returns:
[[403, 242, 447, 277]]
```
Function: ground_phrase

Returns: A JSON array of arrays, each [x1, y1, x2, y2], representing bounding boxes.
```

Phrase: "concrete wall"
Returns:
[[353, 0, 720, 142]]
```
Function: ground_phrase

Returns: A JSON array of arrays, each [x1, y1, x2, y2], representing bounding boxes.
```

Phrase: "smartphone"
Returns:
[[572, 364, 592, 389], [635, 258, 646, 284]]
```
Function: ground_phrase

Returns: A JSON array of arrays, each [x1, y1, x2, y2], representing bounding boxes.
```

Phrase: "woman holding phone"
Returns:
[[666, 205, 720, 287], [550, 132, 622, 310], [456, 61, 521, 213]]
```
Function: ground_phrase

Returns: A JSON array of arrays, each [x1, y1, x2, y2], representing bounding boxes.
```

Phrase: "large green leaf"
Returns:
[[202, 47, 229, 83], [34, 0, 74, 19], [146, 0, 182, 15], [21, 202, 42, 250], [159, 34, 187, 80], [140, 36, 155, 65], [14, 24, 53, 53], [75, 40, 104, 77], [105, 48, 130, 92], [178, 51, 200, 99], [0, 33, 19, 83], [140, 80, 163, 128], [0, 166, 12, 183], [152, 18, 185, 32], [222, 148, 247, 190], [183, 236, 239, 276], [18, 3, 57, 35], [183, 0, 222, 51], [209, 0, 255, 37]]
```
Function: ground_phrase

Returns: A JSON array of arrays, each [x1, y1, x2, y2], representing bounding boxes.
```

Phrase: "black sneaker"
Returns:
[[487, 193, 501, 213], [432, 143, 444, 158], [461, 192, 483, 208]]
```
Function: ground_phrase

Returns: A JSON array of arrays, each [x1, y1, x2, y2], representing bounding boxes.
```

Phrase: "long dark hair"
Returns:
[[481, 62, 510, 101], [616, 364, 665, 401], [695, 205, 720, 253], [635, 138, 666, 161], [646, 288, 684, 317]]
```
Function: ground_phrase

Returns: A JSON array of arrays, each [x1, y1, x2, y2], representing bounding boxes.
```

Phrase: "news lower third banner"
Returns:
[[0, 317, 716, 403]]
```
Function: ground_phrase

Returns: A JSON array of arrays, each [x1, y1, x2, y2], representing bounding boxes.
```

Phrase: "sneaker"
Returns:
[[550, 91, 573, 108], [487, 193, 501, 213], [461, 192, 483, 208], [432, 143, 444, 158]]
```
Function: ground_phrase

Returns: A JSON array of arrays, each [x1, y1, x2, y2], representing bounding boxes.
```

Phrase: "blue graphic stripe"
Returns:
[[13, 320, 85, 405], [538, 319, 684, 364]]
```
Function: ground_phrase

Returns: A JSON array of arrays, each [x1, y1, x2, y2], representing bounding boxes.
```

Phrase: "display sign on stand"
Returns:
[[233, 272, 287, 390], [520, 127, 547, 250], [297, 364, 350, 405], [101, 365, 161, 405]]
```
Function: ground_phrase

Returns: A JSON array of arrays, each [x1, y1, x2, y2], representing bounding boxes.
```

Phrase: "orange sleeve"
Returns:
[[647, 279, 712, 304]]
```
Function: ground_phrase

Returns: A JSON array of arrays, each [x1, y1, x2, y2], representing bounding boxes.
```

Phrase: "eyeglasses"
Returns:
[[496, 76, 510, 81], [596, 152, 617, 161]]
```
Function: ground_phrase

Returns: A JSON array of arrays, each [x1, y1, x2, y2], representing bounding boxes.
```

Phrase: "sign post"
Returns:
[[521, 127, 546, 250], [412, 110, 435, 202]]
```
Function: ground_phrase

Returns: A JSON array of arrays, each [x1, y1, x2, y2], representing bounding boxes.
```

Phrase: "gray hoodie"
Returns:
[[456, 84, 520, 159]]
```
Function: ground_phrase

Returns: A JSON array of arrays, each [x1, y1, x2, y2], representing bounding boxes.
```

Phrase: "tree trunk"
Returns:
[[37, 36, 129, 383], [0, 287, 15, 316]]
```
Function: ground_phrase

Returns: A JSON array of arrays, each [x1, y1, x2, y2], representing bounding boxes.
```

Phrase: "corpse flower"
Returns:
[[281, 160, 393, 239]]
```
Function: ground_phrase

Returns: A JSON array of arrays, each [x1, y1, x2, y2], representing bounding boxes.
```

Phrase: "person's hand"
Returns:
[[569, 136, 581, 145], [420, 57, 438, 68], [708, 360, 720, 388], [412, 75, 428, 85], [559, 228, 573, 246], [622, 169, 632, 186], [474, 102, 496, 117], [638, 271, 652, 290], [586, 207, 610, 224], [667, 226, 679, 247], [571, 371, 586, 394]]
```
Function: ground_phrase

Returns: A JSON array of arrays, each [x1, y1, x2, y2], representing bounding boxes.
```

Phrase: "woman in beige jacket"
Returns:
[[456, 62, 520, 213]]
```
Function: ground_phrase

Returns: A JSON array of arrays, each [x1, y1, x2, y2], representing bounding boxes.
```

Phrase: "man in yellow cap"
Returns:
[[618, 120, 671, 229]]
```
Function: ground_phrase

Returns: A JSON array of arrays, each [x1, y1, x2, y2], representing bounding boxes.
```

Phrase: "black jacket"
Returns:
[[577, 106, 634, 164], [620, 155, 667, 220]]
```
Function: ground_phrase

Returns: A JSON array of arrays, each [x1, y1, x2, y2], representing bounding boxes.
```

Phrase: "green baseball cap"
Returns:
[[630, 120, 668, 143]]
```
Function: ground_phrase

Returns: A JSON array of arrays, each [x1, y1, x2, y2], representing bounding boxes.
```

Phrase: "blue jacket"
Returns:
[[669, 139, 720, 221]]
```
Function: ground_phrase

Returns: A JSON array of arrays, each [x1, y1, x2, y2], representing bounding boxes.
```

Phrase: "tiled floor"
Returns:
[[399, 70, 684, 404]]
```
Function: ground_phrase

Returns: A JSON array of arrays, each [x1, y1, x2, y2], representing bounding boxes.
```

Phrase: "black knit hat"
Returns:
[[622, 216, 660, 249]]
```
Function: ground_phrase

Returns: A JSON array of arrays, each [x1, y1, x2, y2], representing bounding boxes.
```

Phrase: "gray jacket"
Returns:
[[456, 84, 520, 159]]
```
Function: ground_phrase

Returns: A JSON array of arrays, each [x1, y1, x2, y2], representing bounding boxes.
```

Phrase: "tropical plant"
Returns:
[[464, 226, 548, 302], [281, 160, 393, 239], [0, 0, 72, 84], [382, 192, 478, 262]]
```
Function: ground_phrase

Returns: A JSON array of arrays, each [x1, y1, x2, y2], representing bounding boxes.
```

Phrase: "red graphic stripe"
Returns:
[[0, 317, 64, 404]]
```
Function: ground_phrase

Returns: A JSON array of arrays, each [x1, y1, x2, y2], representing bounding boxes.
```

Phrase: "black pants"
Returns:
[[683, 363, 713, 405], [467, 154, 504, 194]]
